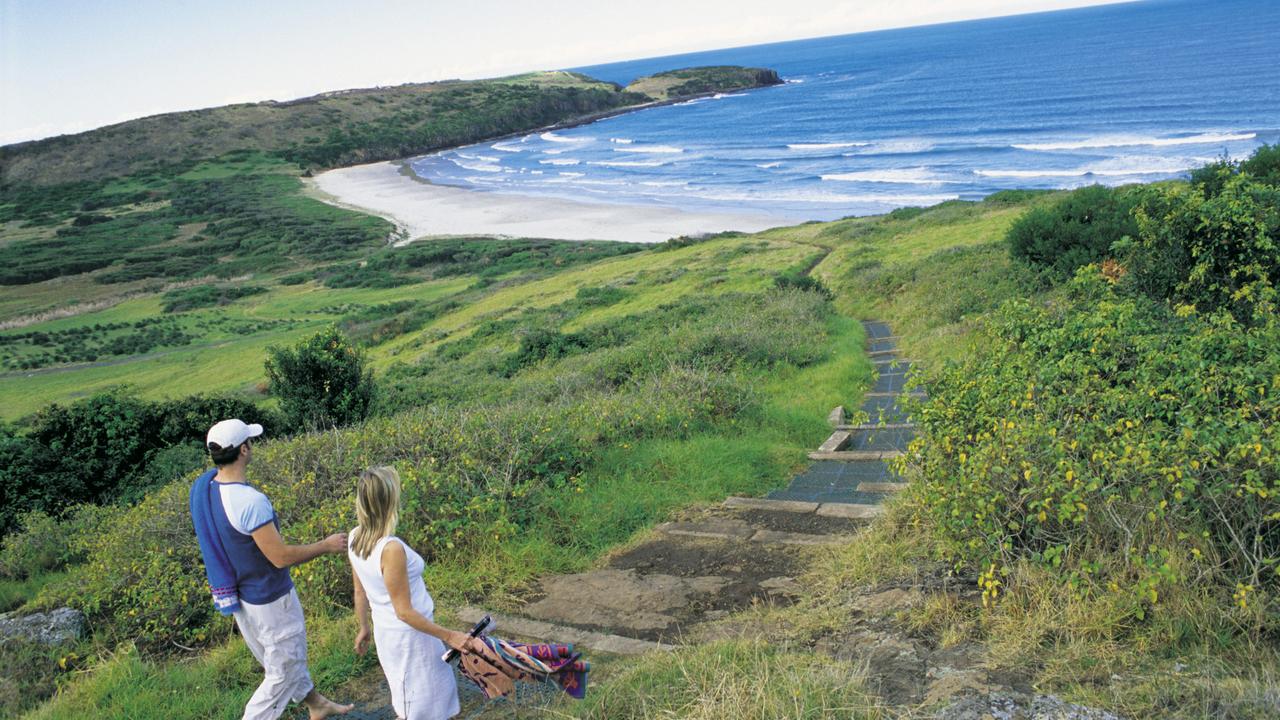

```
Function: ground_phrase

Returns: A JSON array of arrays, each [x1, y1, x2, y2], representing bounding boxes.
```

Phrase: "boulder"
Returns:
[[0, 607, 85, 646]]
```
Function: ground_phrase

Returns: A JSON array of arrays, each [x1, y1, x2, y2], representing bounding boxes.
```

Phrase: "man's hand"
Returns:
[[251, 525, 347, 568], [322, 533, 348, 554], [354, 627, 371, 656]]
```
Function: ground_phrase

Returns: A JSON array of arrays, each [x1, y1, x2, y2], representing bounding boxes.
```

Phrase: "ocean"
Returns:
[[409, 0, 1280, 222]]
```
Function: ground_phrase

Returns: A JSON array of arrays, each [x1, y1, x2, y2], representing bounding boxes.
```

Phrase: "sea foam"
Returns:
[[822, 168, 955, 185], [788, 142, 868, 150], [614, 145, 683, 154], [541, 131, 592, 143], [1013, 132, 1257, 151]]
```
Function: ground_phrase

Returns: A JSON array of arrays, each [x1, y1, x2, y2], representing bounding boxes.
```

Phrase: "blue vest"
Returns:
[[211, 482, 294, 606]]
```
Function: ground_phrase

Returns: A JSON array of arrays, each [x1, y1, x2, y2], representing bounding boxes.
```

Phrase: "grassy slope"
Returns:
[[23, 191, 1270, 719], [20, 217, 877, 718], [5, 189, 1040, 718]]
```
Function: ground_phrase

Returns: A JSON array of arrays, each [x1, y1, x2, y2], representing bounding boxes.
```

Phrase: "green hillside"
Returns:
[[0, 67, 777, 186], [625, 66, 782, 100]]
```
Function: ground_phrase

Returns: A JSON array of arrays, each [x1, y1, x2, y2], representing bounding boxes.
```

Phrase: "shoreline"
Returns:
[[307, 161, 784, 245], [304, 82, 790, 245]]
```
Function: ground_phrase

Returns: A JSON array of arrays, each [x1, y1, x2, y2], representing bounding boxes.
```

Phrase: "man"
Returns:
[[190, 418, 352, 720]]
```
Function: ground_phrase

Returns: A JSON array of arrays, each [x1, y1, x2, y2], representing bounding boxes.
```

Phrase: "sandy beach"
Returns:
[[307, 161, 783, 244]]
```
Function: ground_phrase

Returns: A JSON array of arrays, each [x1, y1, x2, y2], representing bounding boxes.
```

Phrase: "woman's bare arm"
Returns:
[[381, 540, 483, 654], [352, 566, 372, 655]]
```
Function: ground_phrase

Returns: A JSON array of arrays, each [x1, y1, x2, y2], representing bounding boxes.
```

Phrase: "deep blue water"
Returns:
[[412, 0, 1280, 221]]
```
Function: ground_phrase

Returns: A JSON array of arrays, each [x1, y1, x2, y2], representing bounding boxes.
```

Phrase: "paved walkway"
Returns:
[[768, 320, 917, 507]]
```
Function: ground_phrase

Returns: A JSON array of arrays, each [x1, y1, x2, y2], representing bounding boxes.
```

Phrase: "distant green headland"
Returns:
[[0, 64, 781, 336], [0, 66, 782, 186]]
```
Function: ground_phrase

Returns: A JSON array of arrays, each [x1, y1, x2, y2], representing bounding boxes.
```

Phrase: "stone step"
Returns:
[[723, 496, 818, 513], [837, 423, 916, 431], [816, 503, 886, 519], [808, 450, 903, 461], [863, 391, 928, 399], [868, 349, 899, 358], [656, 520, 851, 546], [818, 430, 852, 453], [723, 496, 888, 519], [457, 606, 668, 656]]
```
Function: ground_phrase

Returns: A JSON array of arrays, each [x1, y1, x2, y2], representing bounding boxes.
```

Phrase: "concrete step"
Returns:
[[816, 503, 886, 519], [723, 496, 887, 519], [656, 520, 851, 546], [723, 496, 818, 513], [837, 423, 916, 431], [863, 391, 928, 399], [818, 430, 852, 453], [457, 606, 669, 656], [808, 450, 903, 461]]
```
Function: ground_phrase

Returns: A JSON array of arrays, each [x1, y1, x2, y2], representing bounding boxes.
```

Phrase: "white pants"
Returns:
[[233, 589, 315, 720]]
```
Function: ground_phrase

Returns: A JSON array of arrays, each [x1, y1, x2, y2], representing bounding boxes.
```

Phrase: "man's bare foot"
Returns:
[[303, 689, 353, 719]]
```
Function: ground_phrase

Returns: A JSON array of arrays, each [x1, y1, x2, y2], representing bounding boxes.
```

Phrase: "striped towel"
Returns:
[[458, 637, 589, 700], [188, 468, 240, 615]]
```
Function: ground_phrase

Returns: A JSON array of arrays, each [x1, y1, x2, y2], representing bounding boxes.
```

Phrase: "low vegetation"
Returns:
[[3, 72, 1278, 717], [786, 144, 1280, 718]]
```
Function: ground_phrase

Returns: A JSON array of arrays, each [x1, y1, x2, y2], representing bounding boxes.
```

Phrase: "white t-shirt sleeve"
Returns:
[[220, 485, 276, 535]]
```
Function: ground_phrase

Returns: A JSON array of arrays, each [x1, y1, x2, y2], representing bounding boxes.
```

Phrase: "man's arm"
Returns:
[[250, 523, 346, 569]]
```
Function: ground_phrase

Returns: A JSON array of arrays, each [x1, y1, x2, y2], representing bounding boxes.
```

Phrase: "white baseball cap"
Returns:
[[206, 419, 264, 451]]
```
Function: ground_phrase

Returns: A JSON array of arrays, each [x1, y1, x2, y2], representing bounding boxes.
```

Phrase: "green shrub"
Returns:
[[0, 511, 67, 580], [902, 268, 1280, 628], [1123, 173, 1279, 322], [0, 393, 277, 531], [774, 270, 833, 299], [1007, 184, 1142, 280], [264, 327, 376, 432], [161, 284, 267, 313], [1191, 145, 1280, 197], [1241, 143, 1280, 187], [0, 505, 113, 580]]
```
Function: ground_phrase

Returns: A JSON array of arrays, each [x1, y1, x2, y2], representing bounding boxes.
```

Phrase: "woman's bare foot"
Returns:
[[302, 689, 353, 719]]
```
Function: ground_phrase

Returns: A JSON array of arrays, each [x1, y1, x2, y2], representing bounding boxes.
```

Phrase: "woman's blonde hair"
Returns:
[[352, 466, 401, 560]]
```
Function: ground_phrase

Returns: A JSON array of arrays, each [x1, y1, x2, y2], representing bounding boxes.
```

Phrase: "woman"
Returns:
[[349, 466, 483, 720]]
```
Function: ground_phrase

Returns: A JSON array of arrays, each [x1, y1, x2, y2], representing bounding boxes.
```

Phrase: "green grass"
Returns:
[[0, 276, 474, 419], [0, 571, 66, 613], [571, 639, 880, 719], [23, 613, 375, 720]]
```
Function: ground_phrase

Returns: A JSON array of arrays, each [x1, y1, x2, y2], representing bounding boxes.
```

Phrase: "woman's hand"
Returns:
[[354, 627, 371, 656], [444, 630, 485, 655]]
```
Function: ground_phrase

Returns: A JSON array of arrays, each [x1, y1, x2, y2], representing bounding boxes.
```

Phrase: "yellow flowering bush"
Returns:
[[900, 267, 1279, 627]]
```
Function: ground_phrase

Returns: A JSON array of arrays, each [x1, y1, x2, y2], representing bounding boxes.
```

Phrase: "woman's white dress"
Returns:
[[349, 532, 460, 720]]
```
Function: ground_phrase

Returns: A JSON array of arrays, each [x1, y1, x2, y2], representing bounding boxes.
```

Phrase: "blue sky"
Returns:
[[0, 0, 1134, 145]]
